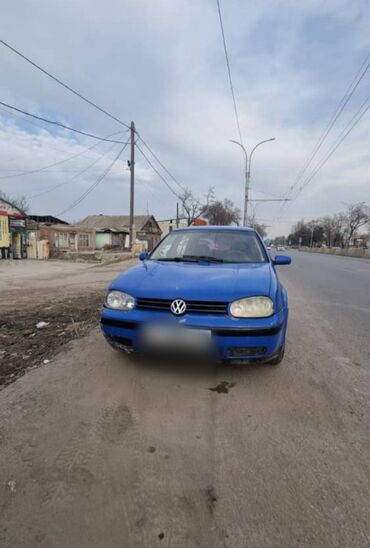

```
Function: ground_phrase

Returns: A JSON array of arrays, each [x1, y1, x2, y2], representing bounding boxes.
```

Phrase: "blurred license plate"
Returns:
[[142, 325, 211, 349]]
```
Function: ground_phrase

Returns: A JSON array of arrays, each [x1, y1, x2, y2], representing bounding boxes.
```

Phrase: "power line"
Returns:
[[250, 187, 287, 199], [295, 95, 370, 197], [29, 139, 127, 199], [0, 130, 125, 180], [0, 101, 126, 144], [57, 141, 129, 216], [275, 93, 370, 223], [289, 53, 370, 195], [0, 39, 131, 130], [0, 39, 189, 203], [248, 198, 290, 202], [0, 104, 60, 135], [0, 40, 188, 197], [136, 131, 185, 192], [216, 0, 244, 145], [0, 105, 104, 165], [276, 53, 370, 220], [136, 143, 180, 198]]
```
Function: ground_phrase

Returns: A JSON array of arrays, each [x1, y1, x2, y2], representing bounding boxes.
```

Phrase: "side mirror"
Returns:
[[139, 251, 149, 261], [273, 255, 291, 265]]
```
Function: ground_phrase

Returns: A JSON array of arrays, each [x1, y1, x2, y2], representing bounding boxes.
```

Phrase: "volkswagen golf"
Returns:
[[100, 226, 291, 364]]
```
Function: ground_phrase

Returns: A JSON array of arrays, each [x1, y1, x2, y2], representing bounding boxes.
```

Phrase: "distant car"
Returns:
[[276, 246, 285, 251], [266, 245, 272, 251], [101, 227, 291, 365]]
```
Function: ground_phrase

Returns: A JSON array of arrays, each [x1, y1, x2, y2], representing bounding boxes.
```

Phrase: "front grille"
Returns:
[[212, 323, 283, 337], [136, 297, 228, 315], [101, 317, 139, 329], [228, 346, 267, 357]]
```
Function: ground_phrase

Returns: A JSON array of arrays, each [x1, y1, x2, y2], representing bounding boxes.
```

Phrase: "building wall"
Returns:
[[95, 232, 128, 249], [111, 233, 127, 247], [0, 214, 10, 248], [158, 220, 187, 237], [26, 221, 50, 259], [95, 233, 111, 249], [39, 226, 95, 257], [138, 219, 162, 250]]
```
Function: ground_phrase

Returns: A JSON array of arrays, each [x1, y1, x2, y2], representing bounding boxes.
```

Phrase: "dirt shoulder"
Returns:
[[0, 259, 136, 388]]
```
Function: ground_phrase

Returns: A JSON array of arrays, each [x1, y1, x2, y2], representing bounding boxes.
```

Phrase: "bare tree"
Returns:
[[203, 198, 240, 226], [288, 205, 369, 248], [253, 223, 268, 239], [179, 186, 214, 226], [320, 214, 346, 247], [0, 189, 30, 213], [342, 202, 370, 246], [273, 235, 286, 246], [246, 206, 267, 238]]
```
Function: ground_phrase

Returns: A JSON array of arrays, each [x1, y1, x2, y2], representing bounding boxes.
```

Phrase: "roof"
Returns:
[[0, 197, 26, 219], [29, 215, 69, 225], [78, 215, 153, 231], [41, 224, 95, 232], [95, 227, 129, 233]]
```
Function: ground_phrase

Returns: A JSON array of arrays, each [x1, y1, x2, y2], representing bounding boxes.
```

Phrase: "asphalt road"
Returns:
[[0, 252, 369, 548], [279, 250, 370, 369]]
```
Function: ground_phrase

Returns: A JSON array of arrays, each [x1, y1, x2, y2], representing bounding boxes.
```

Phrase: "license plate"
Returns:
[[141, 325, 212, 350]]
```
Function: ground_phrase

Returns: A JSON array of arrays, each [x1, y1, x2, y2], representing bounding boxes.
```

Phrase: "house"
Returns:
[[78, 215, 162, 250], [157, 217, 208, 237], [24, 213, 95, 259], [192, 218, 207, 226], [39, 224, 95, 257], [157, 218, 188, 237], [0, 197, 27, 259], [77, 216, 130, 250]]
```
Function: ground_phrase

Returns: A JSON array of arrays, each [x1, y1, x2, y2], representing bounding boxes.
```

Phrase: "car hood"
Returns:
[[110, 260, 273, 301]]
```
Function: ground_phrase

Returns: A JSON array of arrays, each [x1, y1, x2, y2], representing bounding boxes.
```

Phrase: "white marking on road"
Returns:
[[339, 267, 370, 275]]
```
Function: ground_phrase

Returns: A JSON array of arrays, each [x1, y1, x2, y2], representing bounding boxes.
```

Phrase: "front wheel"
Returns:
[[267, 345, 285, 366]]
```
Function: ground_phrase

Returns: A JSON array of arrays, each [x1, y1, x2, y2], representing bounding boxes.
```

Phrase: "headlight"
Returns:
[[106, 290, 135, 310], [230, 296, 273, 318]]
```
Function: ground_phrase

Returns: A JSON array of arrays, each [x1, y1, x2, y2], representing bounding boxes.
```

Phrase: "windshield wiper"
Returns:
[[154, 255, 224, 263], [154, 257, 184, 262], [182, 255, 224, 263]]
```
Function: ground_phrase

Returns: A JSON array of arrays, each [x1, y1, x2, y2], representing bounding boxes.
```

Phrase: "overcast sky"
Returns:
[[0, 0, 369, 236]]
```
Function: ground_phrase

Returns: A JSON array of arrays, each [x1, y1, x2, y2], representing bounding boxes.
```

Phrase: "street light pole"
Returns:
[[230, 137, 275, 226], [230, 140, 248, 226]]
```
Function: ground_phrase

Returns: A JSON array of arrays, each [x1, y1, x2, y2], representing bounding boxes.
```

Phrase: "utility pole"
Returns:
[[176, 202, 179, 228], [230, 138, 275, 226], [129, 121, 135, 250]]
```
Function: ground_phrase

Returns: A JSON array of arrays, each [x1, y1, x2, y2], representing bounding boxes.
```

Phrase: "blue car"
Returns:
[[101, 227, 291, 364]]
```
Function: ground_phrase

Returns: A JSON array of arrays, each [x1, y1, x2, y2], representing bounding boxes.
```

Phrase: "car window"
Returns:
[[150, 230, 267, 263]]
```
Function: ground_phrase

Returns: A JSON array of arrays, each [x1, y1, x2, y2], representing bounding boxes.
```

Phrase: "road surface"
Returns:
[[280, 250, 370, 369], [0, 252, 369, 547]]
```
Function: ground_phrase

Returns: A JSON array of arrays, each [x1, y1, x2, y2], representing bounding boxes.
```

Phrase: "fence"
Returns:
[[299, 247, 370, 259]]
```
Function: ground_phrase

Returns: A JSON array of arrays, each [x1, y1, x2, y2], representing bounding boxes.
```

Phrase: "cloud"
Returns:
[[0, 0, 369, 234]]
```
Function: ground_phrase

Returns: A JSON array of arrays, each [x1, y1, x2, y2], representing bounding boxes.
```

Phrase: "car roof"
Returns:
[[172, 226, 255, 233]]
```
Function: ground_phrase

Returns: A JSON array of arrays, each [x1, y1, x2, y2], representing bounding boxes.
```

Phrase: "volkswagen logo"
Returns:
[[170, 299, 187, 315]]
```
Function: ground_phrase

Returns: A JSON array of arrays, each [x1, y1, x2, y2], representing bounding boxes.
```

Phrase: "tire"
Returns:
[[267, 345, 285, 366]]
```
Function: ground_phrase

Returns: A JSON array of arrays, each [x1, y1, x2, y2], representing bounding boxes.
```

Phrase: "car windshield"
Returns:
[[150, 229, 267, 263]]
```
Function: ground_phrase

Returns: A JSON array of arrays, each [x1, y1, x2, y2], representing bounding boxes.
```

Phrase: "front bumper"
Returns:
[[100, 307, 288, 361]]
